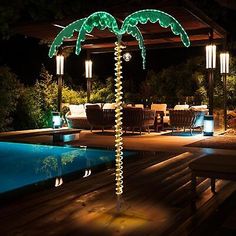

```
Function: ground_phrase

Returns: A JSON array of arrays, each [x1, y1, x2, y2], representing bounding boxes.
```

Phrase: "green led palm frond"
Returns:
[[126, 25, 146, 69], [74, 12, 120, 55], [49, 18, 86, 58], [121, 9, 190, 47], [49, 11, 148, 61]]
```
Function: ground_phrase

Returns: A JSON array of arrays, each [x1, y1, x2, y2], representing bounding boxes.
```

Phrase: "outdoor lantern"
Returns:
[[52, 111, 61, 129], [56, 55, 64, 75], [220, 51, 230, 131], [220, 52, 229, 74], [85, 59, 93, 102], [206, 43, 216, 116], [206, 44, 216, 69], [203, 115, 214, 136], [123, 52, 132, 62], [56, 54, 64, 112], [85, 60, 92, 78]]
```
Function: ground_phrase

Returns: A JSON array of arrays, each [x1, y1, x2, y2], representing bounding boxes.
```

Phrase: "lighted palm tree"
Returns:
[[49, 9, 190, 210]]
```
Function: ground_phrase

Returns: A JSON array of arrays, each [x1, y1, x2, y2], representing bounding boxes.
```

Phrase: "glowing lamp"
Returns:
[[123, 52, 132, 62], [203, 115, 214, 136], [206, 44, 216, 69], [55, 177, 63, 187], [220, 52, 229, 74], [56, 55, 64, 75], [220, 51, 230, 131], [52, 112, 61, 129], [85, 60, 92, 78]]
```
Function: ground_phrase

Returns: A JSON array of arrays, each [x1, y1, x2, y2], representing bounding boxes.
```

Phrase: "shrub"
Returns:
[[13, 65, 87, 130], [13, 87, 45, 129], [0, 66, 22, 131]]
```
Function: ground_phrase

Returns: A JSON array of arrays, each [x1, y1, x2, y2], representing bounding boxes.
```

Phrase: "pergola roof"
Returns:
[[14, 0, 227, 52]]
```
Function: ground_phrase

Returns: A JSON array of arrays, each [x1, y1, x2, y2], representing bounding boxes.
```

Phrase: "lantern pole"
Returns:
[[206, 34, 216, 115], [204, 31, 216, 136], [220, 51, 229, 131]]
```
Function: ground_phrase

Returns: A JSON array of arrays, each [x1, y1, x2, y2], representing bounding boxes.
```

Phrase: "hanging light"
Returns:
[[206, 44, 216, 69], [56, 55, 64, 75], [85, 60, 92, 78], [220, 52, 229, 74], [123, 52, 132, 62]]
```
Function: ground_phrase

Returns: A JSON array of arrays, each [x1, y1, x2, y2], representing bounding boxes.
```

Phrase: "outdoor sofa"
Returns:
[[66, 103, 115, 130], [150, 103, 189, 125], [85, 105, 155, 134], [65, 103, 155, 133], [169, 105, 208, 134], [65, 104, 91, 129], [86, 104, 115, 132], [122, 107, 155, 134]]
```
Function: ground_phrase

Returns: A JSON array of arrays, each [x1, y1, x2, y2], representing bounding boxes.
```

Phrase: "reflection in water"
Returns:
[[37, 149, 87, 178], [0, 142, 134, 193], [55, 177, 63, 187], [83, 169, 92, 178]]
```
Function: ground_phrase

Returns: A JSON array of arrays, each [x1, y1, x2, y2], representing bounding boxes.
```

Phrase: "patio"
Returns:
[[1, 129, 236, 235]]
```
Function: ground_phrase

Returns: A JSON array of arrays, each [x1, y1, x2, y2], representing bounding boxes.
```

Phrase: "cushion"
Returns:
[[228, 117, 236, 128], [103, 103, 116, 109], [126, 104, 133, 107], [69, 104, 86, 118], [227, 110, 236, 117], [174, 104, 189, 110], [84, 103, 102, 108], [135, 104, 144, 109], [190, 105, 208, 111], [163, 116, 170, 124], [151, 104, 167, 112]]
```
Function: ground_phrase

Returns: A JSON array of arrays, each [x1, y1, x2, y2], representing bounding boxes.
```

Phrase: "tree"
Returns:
[[14, 87, 45, 129], [0, 66, 23, 130]]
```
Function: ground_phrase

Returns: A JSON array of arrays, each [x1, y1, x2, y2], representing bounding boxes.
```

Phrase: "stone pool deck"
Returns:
[[1, 128, 236, 235]]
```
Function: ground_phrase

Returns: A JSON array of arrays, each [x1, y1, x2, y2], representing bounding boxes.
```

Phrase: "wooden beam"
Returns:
[[182, 0, 227, 37], [62, 27, 212, 47], [87, 38, 225, 54]]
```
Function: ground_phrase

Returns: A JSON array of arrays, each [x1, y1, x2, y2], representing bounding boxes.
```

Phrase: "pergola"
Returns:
[[14, 0, 226, 52], [14, 0, 228, 132]]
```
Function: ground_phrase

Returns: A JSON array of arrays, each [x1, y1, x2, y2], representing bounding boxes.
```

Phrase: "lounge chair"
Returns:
[[65, 104, 90, 129], [123, 107, 155, 134], [169, 109, 207, 134], [86, 105, 115, 132]]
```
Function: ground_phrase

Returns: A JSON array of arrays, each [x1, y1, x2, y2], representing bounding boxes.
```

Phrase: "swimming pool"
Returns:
[[0, 142, 134, 195]]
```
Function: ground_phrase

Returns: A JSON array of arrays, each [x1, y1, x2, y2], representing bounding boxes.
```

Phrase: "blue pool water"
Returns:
[[0, 142, 134, 194]]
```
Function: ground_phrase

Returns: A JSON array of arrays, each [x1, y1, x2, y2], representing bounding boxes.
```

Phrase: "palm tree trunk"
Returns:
[[114, 38, 124, 211]]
